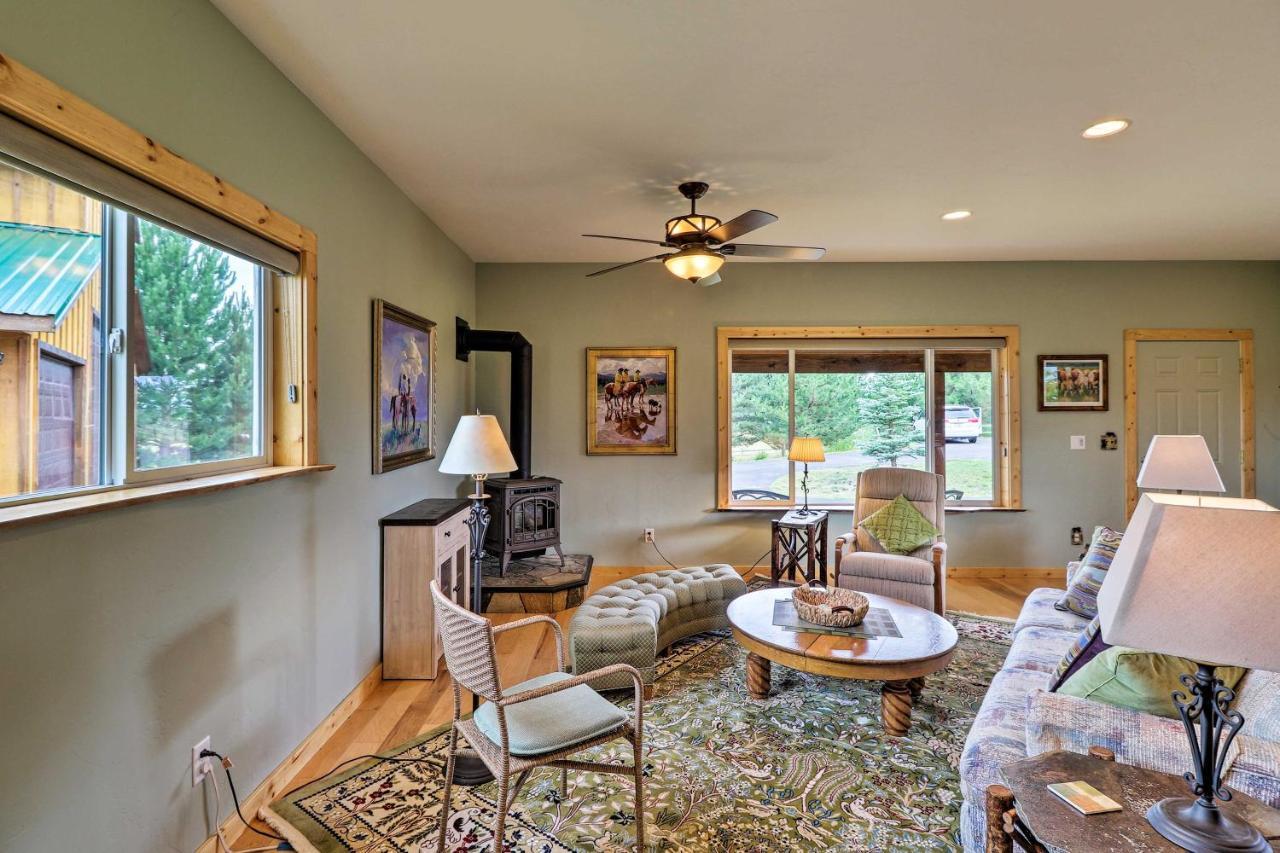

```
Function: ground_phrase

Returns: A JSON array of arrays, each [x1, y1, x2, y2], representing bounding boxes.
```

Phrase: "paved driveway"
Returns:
[[731, 437, 991, 491]]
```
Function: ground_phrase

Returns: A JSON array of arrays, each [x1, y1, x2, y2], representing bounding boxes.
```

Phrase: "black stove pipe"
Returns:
[[455, 317, 532, 479]]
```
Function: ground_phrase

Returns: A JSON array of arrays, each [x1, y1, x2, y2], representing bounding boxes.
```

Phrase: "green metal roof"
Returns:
[[0, 221, 102, 329]]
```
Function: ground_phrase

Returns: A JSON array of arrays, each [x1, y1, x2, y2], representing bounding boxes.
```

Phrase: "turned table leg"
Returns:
[[881, 680, 913, 735], [746, 652, 771, 699], [908, 676, 925, 699]]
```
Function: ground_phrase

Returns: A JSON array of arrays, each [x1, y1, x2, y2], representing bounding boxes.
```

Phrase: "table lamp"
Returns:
[[438, 413, 517, 787], [788, 436, 825, 516], [439, 413, 518, 613], [1097, 493, 1280, 852], [1138, 435, 1227, 497]]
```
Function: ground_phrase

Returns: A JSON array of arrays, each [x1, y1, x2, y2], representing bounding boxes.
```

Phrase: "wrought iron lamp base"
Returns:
[[1147, 798, 1268, 852], [452, 484, 496, 787], [1149, 662, 1267, 852]]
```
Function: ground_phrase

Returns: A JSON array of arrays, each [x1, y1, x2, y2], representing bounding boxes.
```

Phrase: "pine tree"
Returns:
[[859, 373, 926, 467], [133, 220, 254, 467]]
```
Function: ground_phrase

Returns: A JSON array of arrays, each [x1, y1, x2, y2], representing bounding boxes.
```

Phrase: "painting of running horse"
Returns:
[[585, 347, 677, 455], [372, 300, 436, 472]]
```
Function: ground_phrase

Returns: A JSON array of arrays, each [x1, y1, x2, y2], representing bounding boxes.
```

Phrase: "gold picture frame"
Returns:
[[586, 347, 677, 455], [372, 299, 436, 473]]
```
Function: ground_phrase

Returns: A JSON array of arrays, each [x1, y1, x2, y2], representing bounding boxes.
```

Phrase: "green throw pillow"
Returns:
[[1058, 646, 1248, 719], [859, 494, 938, 555]]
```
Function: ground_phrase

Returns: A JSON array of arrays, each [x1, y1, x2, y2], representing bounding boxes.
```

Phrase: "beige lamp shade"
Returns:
[[1097, 493, 1280, 670], [1137, 434, 1226, 493], [439, 414, 518, 476], [788, 437, 826, 463]]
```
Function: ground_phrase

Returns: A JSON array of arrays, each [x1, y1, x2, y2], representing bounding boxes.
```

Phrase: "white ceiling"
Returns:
[[213, 0, 1280, 262]]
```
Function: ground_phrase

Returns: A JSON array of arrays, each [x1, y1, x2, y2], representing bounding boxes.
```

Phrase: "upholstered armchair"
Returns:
[[834, 467, 947, 615]]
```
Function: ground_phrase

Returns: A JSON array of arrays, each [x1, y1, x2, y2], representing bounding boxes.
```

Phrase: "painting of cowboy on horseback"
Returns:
[[587, 348, 676, 455]]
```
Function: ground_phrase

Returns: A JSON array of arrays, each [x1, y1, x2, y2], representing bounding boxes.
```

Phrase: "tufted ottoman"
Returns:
[[569, 565, 749, 692]]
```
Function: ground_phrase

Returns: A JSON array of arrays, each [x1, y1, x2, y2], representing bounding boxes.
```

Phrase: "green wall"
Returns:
[[0, 2, 474, 849], [475, 261, 1280, 569]]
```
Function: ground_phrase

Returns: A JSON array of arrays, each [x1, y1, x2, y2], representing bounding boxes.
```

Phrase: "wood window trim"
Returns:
[[715, 325, 1022, 510], [1123, 328, 1254, 515], [0, 52, 325, 522]]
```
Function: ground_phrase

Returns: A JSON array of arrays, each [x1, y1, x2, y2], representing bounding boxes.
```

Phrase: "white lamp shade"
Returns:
[[1137, 434, 1226, 493], [438, 414, 518, 476], [1097, 493, 1280, 670]]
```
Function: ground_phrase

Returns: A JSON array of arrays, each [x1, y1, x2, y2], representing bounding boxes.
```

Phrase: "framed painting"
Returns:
[[372, 300, 436, 472], [1038, 354, 1109, 411], [586, 347, 677, 455]]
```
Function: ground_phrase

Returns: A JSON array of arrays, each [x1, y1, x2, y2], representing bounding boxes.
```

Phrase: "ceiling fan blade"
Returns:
[[705, 210, 778, 244], [583, 233, 674, 247], [695, 272, 722, 287], [720, 243, 826, 260], [586, 253, 671, 277]]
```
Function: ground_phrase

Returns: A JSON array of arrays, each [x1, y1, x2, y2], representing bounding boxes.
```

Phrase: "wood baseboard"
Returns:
[[947, 566, 1065, 579], [196, 662, 383, 853]]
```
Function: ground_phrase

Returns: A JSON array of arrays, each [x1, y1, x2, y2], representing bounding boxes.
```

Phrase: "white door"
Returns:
[[1136, 340, 1242, 495]]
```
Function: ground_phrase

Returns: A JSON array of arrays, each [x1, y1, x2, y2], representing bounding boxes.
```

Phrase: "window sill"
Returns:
[[0, 464, 335, 530], [712, 504, 1025, 513]]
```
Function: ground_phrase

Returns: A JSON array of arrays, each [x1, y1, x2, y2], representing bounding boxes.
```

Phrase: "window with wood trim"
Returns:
[[0, 53, 319, 513], [717, 327, 1021, 510]]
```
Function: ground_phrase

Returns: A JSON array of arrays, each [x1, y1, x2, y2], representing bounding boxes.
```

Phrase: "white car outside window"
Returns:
[[944, 405, 981, 442]]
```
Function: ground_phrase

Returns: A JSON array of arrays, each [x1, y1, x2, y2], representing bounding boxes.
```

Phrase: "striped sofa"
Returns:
[[958, 563, 1280, 850]]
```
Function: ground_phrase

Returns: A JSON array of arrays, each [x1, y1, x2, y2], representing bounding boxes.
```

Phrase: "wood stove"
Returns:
[[485, 476, 564, 574]]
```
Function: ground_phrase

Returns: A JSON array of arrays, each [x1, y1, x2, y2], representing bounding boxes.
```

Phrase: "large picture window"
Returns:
[[717, 327, 1020, 509], [0, 159, 269, 504]]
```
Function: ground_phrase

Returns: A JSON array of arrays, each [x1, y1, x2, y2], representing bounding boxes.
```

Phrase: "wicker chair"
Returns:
[[430, 581, 646, 852]]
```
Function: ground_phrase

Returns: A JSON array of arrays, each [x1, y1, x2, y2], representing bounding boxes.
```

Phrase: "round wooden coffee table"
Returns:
[[726, 586, 958, 735]]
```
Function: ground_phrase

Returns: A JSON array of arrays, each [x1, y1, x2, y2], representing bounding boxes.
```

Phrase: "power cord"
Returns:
[[648, 538, 681, 570], [200, 755, 289, 852], [277, 753, 437, 801], [202, 750, 286, 844]]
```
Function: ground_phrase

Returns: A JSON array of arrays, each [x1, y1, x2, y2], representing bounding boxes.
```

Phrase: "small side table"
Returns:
[[770, 509, 828, 587], [985, 748, 1280, 852]]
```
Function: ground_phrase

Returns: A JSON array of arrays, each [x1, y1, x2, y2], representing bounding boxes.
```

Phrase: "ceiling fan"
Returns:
[[583, 181, 825, 287]]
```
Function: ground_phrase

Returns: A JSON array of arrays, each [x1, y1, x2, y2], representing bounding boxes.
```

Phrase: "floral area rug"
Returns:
[[263, 613, 1012, 852]]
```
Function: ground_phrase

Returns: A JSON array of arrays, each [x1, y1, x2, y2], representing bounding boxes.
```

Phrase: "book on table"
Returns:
[[1047, 780, 1123, 815]]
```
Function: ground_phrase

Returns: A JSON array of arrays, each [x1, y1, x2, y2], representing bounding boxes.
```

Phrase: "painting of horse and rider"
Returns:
[[585, 347, 677, 455], [372, 300, 436, 472]]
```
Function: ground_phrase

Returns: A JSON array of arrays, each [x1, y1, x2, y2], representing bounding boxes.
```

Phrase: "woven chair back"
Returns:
[[430, 580, 502, 702]]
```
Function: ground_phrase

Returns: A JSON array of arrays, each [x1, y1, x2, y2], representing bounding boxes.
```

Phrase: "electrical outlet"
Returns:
[[192, 735, 212, 787], [643, 528, 655, 543]]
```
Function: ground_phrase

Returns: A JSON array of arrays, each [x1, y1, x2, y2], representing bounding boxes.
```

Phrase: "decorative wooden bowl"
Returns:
[[792, 581, 869, 627]]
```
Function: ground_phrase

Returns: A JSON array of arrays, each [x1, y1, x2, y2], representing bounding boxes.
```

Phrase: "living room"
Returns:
[[1, 2, 1278, 852]]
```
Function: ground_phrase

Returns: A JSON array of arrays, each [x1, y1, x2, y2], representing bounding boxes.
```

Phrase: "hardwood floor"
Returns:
[[230, 567, 1050, 848]]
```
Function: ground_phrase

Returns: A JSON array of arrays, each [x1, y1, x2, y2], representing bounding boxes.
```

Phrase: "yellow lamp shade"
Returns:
[[788, 436, 825, 463], [663, 246, 724, 282]]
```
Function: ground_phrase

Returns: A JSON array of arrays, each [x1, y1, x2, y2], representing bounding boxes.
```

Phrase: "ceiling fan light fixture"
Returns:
[[663, 246, 724, 282], [665, 214, 721, 241], [940, 209, 972, 221]]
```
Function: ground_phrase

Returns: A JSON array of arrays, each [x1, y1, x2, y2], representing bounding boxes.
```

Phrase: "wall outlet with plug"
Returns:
[[192, 735, 213, 787], [643, 528, 655, 543]]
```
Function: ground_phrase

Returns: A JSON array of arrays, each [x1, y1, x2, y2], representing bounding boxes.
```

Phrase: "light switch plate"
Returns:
[[1070, 435, 1087, 450]]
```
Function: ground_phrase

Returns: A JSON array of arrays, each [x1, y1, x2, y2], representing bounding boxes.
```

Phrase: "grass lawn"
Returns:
[[770, 458, 993, 502]]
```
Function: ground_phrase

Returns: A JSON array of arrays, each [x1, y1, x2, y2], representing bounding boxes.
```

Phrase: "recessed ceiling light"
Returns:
[[1082, 118, 1131, 139], [940, 210, 972, 221]]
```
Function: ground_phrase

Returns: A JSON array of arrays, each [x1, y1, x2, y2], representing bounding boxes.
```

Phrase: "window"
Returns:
[[0, 160, 269, 504], [718, 327, 1020, 509]]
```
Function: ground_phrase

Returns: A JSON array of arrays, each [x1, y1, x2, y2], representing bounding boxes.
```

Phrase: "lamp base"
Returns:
[[1147, 798, 1269, 853]]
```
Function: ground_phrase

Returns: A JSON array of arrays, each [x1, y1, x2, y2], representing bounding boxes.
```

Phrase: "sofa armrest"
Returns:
[[1025, 689, 1242, 778]]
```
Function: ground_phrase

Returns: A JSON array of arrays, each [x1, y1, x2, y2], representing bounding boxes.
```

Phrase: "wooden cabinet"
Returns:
[[380, 498, 471, 679]]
